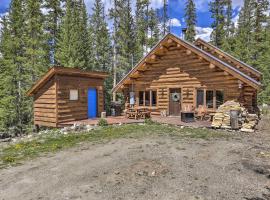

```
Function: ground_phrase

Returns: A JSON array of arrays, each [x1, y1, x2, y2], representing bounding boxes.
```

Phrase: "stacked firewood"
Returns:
[[212, 101, 259, 132]]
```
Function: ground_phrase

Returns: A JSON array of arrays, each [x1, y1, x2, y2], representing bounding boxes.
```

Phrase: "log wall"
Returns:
[[34, 78, 57, 127], [56, 75, 105, 124], [33, 74, 105, 127], [126, 67, 257, 115]]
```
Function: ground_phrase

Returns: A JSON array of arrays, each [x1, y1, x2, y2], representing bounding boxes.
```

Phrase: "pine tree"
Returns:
[[56, 0, 89, 69], [161, 0, 169, 35], [148, 8, 160, 48], [0, 0, 29, 134], [25, 0, 49, 82], [0, 16, 16, 131], [43, 0, 63, 65], [184, 0, 197, 42], [110, 0, 136, 78], [221, 0, 235, 53], [89, 0, 112, 71], [135, 0, 150, 60], [209, 0, 226, 47]]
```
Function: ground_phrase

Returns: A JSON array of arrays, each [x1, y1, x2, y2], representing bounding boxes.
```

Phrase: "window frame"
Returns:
[[196, 89, 224, 110], [69, 89, 79, 101], [138, 90, 157, 107]]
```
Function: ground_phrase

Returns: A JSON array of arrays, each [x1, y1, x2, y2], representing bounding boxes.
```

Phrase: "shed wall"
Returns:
[[34, 77, 57, 127], [56, 75, 105, 124]]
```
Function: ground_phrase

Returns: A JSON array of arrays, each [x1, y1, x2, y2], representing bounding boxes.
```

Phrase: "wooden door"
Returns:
[[169, 88, 181, 116]]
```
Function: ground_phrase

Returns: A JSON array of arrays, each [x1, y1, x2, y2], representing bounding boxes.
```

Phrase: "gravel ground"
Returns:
[[0, 118, 270, 200]]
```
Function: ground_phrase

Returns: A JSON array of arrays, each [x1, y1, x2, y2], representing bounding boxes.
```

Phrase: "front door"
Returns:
[[169, 88, 181, 116], [88, 88, 97, 118]]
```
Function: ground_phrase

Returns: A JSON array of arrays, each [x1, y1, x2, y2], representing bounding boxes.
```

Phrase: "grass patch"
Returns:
[[0, 124, 228, 168]]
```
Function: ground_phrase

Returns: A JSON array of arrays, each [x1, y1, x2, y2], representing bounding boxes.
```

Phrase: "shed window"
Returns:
[[216, 90, 224, 108], [206, 90, 214, 108], [152, 91, 157, 106], [196, 90, 204, 108], [70, 89, 79, 101]]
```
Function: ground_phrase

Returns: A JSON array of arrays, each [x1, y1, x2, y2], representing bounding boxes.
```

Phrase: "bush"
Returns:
[[262, 107, 270, 116], [98, 118, 109, 127], [144, 118, 158, 125]]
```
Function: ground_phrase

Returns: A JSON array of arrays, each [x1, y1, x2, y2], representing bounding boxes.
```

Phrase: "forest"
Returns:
[[0, 0, 269, 134]]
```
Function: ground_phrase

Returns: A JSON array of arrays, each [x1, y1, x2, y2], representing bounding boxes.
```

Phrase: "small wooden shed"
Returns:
[[27, 67, 108, 128]]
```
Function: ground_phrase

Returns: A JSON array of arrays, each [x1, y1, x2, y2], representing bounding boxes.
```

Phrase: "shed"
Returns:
[[27, 67, 108, 128], [112, 33, 262, 116]]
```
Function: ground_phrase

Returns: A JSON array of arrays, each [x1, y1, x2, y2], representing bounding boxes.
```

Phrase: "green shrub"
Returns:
[[98, 118, 109, 127], [262, 107, 269, 116], [144, 118, 158, 125]]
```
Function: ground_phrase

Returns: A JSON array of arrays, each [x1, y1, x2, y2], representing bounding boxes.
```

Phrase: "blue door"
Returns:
[[88, 88, 97, 118]]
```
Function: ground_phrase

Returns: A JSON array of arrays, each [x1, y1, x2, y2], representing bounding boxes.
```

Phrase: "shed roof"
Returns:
[[112, 33, 261, 92], [27, 66, 108, 96]]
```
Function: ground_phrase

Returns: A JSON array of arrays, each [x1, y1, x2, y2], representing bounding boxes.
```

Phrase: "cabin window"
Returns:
[[70, 89, 79, 101], [138, 90, 157, 107], [216, 90, 224, 108], [139, 91, 144, 106], [196, 90, 204, 108], [145, 91, 150, 106], [152, 91, 157, 106], [206, 90, 214, 108]]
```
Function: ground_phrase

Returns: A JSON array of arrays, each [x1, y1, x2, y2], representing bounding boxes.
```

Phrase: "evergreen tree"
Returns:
[[110, 0, 136, 78], [0, 16, 17, 131], [89, 0, 111, 71], [25, 0, 49, 81], [43, 0, 64, 65], [135, 0, 150, 59], [184, 0, 197, 42], [56, 0, 89, 69], [148, 8, 160, 48], [0, 0, 29, 134], [161, 0, 169, 35], [209, 0, 226, 47], [89, 0, 113, 112], [221, 0, 235, 53]]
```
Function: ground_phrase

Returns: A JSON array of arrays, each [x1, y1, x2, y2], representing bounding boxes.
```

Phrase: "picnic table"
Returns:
[[126, 108, 150, 120]]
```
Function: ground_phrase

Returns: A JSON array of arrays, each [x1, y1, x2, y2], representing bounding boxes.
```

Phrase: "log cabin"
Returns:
[[27, 67, 108, 128], [112, 33, 262, 117]]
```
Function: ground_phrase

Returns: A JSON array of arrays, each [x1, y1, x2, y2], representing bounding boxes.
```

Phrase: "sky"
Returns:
[[0, 0, 244, 41]]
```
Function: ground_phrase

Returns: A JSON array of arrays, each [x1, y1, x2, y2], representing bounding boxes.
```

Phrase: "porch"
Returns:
[[59, 116, 212, 128]]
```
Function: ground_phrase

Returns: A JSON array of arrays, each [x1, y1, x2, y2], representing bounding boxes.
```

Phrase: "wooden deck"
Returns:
[[59, 116, 211, 128]]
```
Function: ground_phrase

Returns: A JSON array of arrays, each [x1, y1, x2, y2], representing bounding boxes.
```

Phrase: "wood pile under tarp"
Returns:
[[212, 101, 259, 132]]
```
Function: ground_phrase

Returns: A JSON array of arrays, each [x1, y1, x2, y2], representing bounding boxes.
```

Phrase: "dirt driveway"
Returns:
[[1, 119, 270, 200]]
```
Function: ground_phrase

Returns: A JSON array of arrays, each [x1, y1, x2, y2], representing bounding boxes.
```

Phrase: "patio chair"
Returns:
[[195, 105, 210, 121]]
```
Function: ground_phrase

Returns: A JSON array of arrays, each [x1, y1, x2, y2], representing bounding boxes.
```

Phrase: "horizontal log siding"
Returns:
[[56, 75, 105, 124], [127, 67, 256, 114], [34, 78, 57, 127]]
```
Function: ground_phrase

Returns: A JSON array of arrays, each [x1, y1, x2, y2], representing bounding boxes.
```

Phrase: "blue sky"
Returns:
[[0, 0, 243, 41]]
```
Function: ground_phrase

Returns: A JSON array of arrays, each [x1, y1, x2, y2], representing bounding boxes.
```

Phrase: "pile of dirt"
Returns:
[[212, 101, 259, 132]]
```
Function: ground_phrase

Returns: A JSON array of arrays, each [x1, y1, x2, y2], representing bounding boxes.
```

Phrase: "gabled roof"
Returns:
[[27, 66, 108, 96], [112, 33, 261, 92], [194, 38, 262, 78]]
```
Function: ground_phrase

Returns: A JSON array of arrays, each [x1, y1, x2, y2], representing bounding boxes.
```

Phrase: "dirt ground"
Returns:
[[0, 118, 270, 200]]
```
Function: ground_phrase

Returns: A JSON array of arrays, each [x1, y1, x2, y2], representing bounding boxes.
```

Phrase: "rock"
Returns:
[[150, 171, 156, 177]]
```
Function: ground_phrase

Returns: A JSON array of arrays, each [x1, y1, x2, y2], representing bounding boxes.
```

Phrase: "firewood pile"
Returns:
[[211, 101, 259, 132]]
